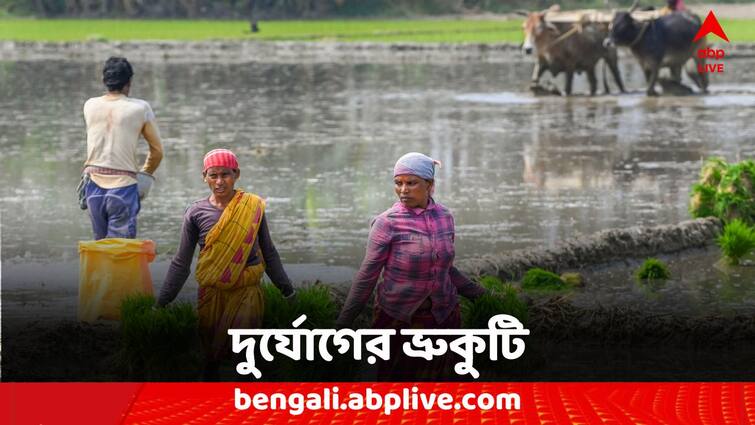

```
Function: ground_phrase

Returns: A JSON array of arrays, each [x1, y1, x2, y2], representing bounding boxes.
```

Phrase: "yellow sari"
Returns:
[[195, 190, 266, 361]]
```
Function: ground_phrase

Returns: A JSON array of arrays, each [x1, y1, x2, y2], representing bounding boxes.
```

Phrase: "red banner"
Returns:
[[2, 382, 753, 424]]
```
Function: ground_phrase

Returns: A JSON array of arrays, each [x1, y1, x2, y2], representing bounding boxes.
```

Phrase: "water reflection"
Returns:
[[1, 59, 754, 269]]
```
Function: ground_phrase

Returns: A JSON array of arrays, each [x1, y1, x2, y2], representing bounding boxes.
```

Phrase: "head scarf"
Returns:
[[203, 149, 239, 173], [393, 152, 441, 181]]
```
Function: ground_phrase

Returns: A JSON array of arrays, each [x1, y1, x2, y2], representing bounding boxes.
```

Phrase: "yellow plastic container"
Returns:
[[78, 238, 156, 322]]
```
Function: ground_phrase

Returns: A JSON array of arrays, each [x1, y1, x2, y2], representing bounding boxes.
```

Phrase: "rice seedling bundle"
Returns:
[[263, 283, 337, 329], [717, 219, 755, 266], [714, 161, 755, 224], [635, 258, 671, 280], [119, 294, 199, 379], [521, 268, 566, 291], [261, 283, 357, 380], [689, 158, 755, 225], [635, 258, 671, 281], [462, 276, 528, 328]]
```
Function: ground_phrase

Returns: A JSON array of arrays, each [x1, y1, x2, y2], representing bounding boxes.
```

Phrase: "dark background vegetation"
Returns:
[[0, 0, 749, 19]]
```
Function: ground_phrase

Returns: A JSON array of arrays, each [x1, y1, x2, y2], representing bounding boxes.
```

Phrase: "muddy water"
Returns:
[[1, 58, 755, 318], [571, 247, 755, 316]]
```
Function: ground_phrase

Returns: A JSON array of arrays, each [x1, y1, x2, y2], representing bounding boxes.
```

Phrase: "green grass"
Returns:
[[3, 18, 755, 43], [720, 20, 755, 44], [0, 18, 513, 43]]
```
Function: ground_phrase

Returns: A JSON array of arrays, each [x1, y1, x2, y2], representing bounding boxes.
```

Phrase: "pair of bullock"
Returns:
[[521, 4, 708, 96]]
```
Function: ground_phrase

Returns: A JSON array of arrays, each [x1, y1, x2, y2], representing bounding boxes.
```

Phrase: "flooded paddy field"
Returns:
[[2, 53, 754, 380], [2, 58, 755, 267]]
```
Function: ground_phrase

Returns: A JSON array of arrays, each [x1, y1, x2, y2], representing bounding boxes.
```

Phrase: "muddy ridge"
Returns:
[[457, 217, 723, 281], [2, 40, 752, 64]]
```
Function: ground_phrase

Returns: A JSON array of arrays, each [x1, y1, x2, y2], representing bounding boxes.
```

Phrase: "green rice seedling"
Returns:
[[715, 191, 752, 224], [689, 158, 726, 220], [497, 283, 529, 323], [689, 183, 718, 219], [461, 278, 530, 379], [462, 278, 528, 328], [699, 157, 728, 187], [715, 161, 755, 224], [262, 282, 293, 329], [260, 283, 357, 381], [635, 258, 671, 281], [521, 268, 566, 291], [263, 283, 338, 329], [119, 294, 199, 380], [717, 219, 755, 266], [291, 284, 338, 329], [689, 158, 755, 224], [478, 275, 506, 292], [560, 272, 583, 288]]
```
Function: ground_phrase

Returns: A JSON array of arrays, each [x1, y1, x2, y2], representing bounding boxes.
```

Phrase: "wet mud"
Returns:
[[5, 217, 753, 382], [3, 40, 755, 64]]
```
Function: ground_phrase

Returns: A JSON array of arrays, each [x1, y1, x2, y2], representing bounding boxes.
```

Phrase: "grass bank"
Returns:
[[0, 19, 522, 42], [2, 18, 753, 43]]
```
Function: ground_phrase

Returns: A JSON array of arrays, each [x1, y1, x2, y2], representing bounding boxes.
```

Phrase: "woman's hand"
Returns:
[[284, 289, 297, 304]]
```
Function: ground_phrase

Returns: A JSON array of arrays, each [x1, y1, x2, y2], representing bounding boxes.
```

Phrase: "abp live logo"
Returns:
[[695, 11, 729, 74]]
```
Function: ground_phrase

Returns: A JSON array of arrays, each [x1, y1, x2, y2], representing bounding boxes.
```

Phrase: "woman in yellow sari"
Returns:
[[157, 149, 295, 379]]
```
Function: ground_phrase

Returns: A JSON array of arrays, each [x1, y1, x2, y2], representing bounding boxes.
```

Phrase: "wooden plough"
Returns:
[[541, 8, 664, 25]]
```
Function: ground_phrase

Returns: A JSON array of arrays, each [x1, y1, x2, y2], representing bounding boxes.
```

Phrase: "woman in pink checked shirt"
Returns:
[[336, 152, 488, 379]]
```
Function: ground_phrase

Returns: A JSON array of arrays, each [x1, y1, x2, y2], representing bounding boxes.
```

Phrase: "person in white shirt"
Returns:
[[81, 57, 163, 239]]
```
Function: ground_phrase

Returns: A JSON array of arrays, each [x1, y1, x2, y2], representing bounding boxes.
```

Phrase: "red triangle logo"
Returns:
[[693, 11, 729, 42]]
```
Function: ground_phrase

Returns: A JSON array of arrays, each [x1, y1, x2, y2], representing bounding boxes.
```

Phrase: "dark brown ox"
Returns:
[[608, 8, 708, 96], [522, 9, 626, 96]]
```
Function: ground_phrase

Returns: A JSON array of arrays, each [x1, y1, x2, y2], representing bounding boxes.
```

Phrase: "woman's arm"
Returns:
[[336, 215, 392, 328], [157, 209, 199, 306], [450, 266, 487, 299], [257, 214, 295, 297]]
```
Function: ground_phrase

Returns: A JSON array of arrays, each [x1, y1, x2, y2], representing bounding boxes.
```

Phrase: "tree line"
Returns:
[[0, 0, 739, 18]]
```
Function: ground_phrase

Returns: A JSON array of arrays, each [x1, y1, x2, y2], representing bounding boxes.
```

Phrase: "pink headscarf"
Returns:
[[203, 149, 239, 172]]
